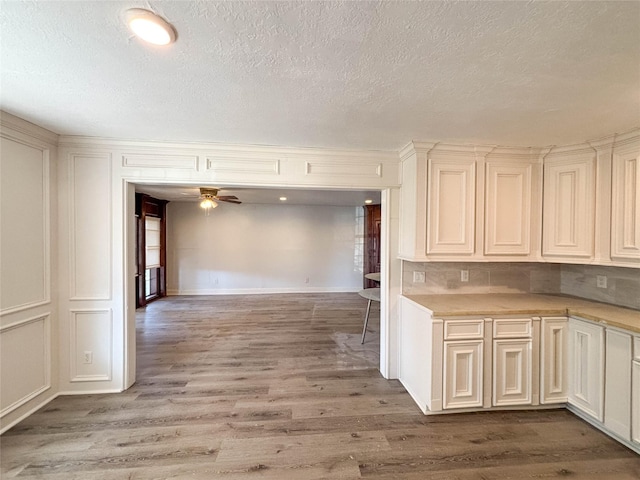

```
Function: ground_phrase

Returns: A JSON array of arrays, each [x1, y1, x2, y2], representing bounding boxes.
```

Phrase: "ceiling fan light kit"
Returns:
[[198, 187, 242, 214], [125, 8, 176, 46]]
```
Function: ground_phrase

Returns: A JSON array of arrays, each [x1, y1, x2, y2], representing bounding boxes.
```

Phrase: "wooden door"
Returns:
[[364, 204, 381, 288]]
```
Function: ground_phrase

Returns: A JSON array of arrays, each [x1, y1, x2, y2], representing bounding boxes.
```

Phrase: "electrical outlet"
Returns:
[[461, 270, 469, 282], [413, 271, 426, 283], [83, 351, 93, 364], [597, 275, 607, 289]]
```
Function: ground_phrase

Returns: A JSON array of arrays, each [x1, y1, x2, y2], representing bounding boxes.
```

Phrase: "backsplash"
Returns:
[[561, 264, 640, 310], [402, 262, 562, 295], [402, 261, 640, 310]]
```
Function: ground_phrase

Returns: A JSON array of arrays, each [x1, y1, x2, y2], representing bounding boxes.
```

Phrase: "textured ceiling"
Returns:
[[1, 1, 639, 150]]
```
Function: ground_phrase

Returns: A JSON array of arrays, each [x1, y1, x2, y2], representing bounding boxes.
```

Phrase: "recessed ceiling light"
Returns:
[[279, 196, 288, 201], [126, 9, 176, 46], [364, 199, 373, 204]]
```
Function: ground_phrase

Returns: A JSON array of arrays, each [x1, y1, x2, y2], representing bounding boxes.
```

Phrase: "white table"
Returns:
[[358, 287, 380, 344], [364, 272, 381, 283]]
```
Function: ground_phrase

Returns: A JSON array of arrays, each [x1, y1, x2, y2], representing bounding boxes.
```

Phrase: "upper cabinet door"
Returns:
[[427, 158, 476, 255], [611, 148, 640, 263], [484, 162, 533, 256], [543, 155, 596, 259]]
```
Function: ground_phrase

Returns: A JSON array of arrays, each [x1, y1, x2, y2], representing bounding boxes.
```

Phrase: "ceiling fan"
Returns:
[[198, 187, 242, 209]]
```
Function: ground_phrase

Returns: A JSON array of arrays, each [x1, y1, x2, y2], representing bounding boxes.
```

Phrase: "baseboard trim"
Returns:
[[0, 392, 59, 435], [167, 287, 362, 296]]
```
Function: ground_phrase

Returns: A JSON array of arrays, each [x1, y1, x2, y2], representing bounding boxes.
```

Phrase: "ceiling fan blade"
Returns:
[[216, 195, 239, 200], [219, 199, 242, 204]]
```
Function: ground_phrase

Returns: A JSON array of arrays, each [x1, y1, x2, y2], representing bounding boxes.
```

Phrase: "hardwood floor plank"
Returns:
[[1, 293, 638, 479]]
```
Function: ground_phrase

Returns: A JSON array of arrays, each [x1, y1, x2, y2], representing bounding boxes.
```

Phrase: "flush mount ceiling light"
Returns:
[[364, 199, 373, 204], [125, 9, 176, 46], [279, 196, 287, 201]]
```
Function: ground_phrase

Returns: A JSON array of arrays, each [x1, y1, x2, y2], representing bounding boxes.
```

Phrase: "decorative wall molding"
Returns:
[[0, 314, 51, 417], [68, 153, 112, 300], [305, 160, 382, 178], [122, 153, 198, 170], [69, 309, 112, 383], [0, 136, 51, 315], [206, 156, 280, 175]]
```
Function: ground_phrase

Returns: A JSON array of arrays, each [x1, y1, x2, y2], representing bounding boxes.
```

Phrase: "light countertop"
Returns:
[[403, 293, 640, 334]]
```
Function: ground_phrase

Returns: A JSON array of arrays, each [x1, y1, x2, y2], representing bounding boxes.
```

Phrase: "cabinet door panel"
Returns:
[[484, 162, 532, 255], [568, 319, 604, 421], [493, 339, 532, 406], [611, 150, 640, 262], [540, 318, 568, 404], [543, 156, 595, 259], [443, 340, 482, 409], [604, 329, 632, 440], [427, 158, 475, 255], [632, 361, 640, 446]]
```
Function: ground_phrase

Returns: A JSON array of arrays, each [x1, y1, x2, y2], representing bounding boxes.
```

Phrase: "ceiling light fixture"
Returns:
[[200, 196, 218, 215], [364, 199, 373, 204], [279, 196, 287, 201], [126, 9, 176, 46]]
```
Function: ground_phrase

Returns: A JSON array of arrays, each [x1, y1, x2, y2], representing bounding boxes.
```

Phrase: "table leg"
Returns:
[[361, 298, 372, 344]]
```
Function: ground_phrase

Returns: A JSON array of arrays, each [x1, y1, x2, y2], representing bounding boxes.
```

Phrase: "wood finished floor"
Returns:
[[1, 293, 639, 479]]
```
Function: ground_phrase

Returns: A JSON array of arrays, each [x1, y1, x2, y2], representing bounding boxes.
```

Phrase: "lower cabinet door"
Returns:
[[632, 360, 640, 446], [540, 318, 568, 404], [568, 318, 604, 421], [604, 329, 632, 440], [443, 340, 483, 409], [493, 339, 532, 406]]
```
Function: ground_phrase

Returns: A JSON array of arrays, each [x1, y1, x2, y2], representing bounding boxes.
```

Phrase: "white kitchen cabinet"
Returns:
[[542, 153, 596, 260], [568, 317, 604, 421], [492, 319, 533, 407], [604, 328, 632, 440], [484, 162, 535, 256], [443, 340, 484, 409], [611, 145, 640, 264], [540, 317, 568, 404], [398, 296, 443, 413], [427, 157, 476, 256], [493, 339, 531, 406], [631, 336, 640, 446], [398, 143, 542, 261]]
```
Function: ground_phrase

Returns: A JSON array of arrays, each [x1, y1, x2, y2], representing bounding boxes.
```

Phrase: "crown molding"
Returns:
[[57, 135, 398, 162], [0, 111, 58, 145]]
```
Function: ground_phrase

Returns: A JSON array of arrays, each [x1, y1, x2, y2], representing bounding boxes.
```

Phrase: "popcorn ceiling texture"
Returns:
[[403, 262, 640, 310], [1, 1, 639, 149]]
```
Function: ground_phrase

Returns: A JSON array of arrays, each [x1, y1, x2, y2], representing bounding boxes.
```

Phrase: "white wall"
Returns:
[[0, 112, 58, 433], [167, 202, 364, 294]]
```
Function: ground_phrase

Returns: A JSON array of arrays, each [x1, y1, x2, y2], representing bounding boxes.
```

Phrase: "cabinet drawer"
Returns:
[[634, 336, 640, 361], [444, 320, 484, 340], [493, 319, 532, 338]]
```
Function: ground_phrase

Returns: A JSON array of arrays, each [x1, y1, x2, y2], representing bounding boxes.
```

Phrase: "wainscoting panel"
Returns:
[[122, 153, 198, 170], [0, 315, 51, 416], [69, 309, 112, 382], [206, 156, 281, 176], [305, 160, 382, 179], [0, 136, 50, 314], [69, 153, 112, 300]]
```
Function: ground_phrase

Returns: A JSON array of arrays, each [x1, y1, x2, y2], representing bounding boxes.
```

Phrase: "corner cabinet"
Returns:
[[398, 142, 542, 262], [542, 152, 596, 261]]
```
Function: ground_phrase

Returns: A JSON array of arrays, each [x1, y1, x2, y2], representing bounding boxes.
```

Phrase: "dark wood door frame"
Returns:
[[136, 193, 168, 308]]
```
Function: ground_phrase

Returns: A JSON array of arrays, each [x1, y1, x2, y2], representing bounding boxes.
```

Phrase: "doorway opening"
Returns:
[[125, 184, 393, 387]]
